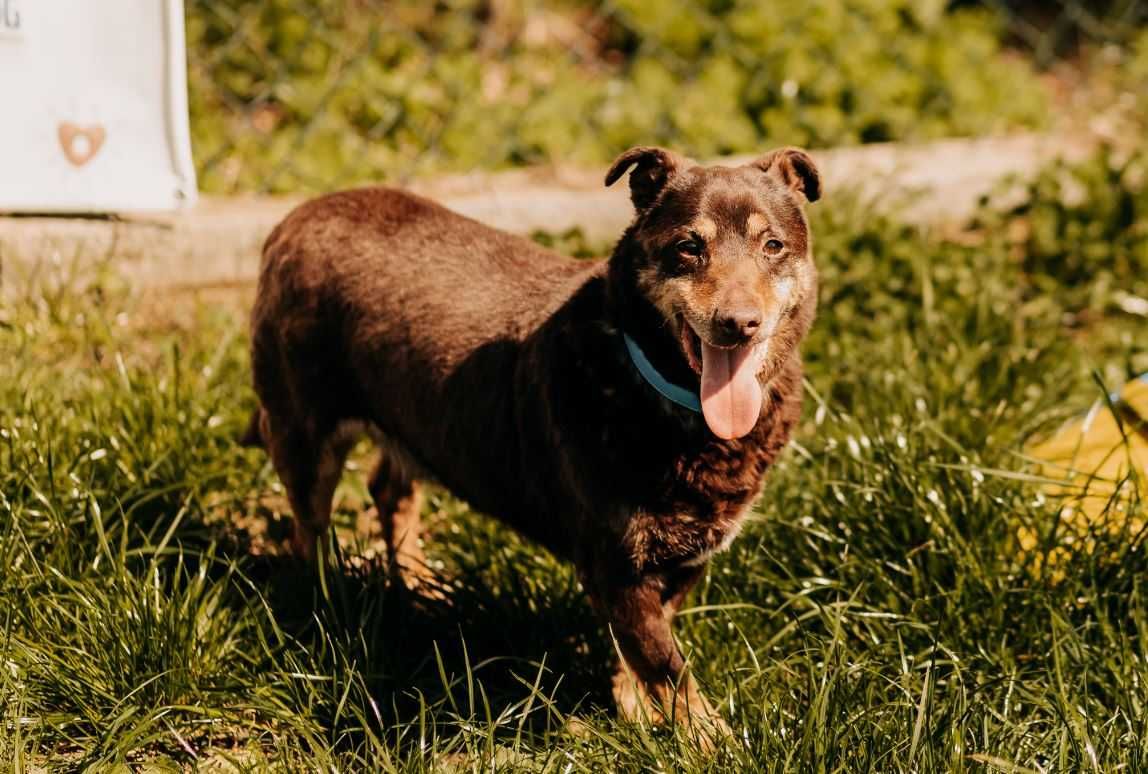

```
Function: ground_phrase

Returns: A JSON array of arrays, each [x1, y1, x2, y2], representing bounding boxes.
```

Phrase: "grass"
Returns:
[[2, 148, 1148, 771]]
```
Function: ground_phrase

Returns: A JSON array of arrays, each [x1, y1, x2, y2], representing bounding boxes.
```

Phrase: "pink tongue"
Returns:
[[700, 342, 763, 439]]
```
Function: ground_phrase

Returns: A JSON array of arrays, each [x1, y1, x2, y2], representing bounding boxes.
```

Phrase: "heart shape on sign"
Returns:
[[58, 122, 107, 167]]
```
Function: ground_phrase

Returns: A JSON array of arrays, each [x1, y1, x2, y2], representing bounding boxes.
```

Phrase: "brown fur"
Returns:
[[248, 146, 821, 741]]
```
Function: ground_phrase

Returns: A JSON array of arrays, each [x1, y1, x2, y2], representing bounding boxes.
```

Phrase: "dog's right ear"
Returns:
[[751, 147, 822, 203], [604, 146, 684, 211]]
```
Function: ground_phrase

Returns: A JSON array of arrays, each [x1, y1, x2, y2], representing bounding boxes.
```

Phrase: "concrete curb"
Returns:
[[0, 132, 1093, 292]]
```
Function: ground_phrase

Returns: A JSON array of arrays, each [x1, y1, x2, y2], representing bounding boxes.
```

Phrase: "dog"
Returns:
[[246, 145, 820, 739]]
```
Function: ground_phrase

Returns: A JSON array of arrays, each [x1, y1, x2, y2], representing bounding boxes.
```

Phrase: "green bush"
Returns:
[[187, 0, 1049, 193], [977, 145, 1148, 319]]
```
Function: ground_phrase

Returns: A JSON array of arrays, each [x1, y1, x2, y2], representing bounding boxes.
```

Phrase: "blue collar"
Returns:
[[622, 331, 702, 413]]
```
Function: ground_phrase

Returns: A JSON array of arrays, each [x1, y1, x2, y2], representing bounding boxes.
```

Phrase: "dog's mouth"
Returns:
[[679, 321, 705, 375], [677, 317, 769, 441]]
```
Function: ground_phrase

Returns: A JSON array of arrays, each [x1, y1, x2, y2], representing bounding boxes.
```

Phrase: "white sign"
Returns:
[[0, 0, 21, 38], [0, 0, 197, 212]]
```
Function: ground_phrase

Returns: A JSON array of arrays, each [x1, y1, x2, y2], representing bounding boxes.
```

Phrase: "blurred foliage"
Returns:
[[965, 0, 1148, 64], [977, 145, 1148, 317], [528, 227, 602, 259], [186, 0, 1049, 193], [1131, 27, 1148, 115]]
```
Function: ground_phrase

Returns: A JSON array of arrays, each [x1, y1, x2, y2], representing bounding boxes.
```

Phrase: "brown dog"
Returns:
[[247, 146, 820, 738]]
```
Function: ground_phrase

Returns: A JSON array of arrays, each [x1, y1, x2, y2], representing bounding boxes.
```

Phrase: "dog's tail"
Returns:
[[239, 407, 266, 448]]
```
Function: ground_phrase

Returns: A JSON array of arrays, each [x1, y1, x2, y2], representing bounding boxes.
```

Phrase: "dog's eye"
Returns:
[[676, 239, 703, 258], [764, 239, 785, 255]]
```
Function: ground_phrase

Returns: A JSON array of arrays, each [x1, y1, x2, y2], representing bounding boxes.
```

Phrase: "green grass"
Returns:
[[3, 149, 1148, 771]]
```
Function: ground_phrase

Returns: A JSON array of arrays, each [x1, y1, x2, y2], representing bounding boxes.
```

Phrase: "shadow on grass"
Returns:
[[221, 522, 614, 752]]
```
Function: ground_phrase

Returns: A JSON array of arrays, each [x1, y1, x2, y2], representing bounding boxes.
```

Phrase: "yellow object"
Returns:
[[1022, 375, 1148, 554]]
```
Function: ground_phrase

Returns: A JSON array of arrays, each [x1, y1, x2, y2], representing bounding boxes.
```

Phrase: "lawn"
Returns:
[[2, 148, 1148, 771]]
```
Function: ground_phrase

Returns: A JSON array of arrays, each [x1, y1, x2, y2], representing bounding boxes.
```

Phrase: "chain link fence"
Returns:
[[186, 0, 1148, 195]]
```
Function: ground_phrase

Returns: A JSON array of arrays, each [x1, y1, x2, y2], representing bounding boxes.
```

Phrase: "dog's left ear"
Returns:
[[604, 146, 687, 211], [752, 148, 821, 203]]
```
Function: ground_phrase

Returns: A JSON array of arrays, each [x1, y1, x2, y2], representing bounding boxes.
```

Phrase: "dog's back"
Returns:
[[256, 187, 594, 372], [250, 187, 601, 527]]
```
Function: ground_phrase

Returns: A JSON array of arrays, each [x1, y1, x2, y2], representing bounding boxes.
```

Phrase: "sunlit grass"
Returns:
[[2, 150, 1148, 770]]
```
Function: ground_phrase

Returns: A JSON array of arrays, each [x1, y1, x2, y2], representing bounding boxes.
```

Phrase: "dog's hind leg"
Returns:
[[264, 415, 355, 561], [368, 452, 434, 592], [239, 406, 268, 448]]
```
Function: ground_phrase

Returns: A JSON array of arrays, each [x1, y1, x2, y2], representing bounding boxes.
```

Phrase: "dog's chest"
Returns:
[[619, 449, 769, 571], [622, 498, 754, 571]]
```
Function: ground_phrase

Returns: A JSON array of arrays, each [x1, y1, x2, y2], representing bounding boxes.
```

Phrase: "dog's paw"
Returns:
[[611, 666, 732, 750], [396, 559, 451, 602], [688, 707, 734, 753]]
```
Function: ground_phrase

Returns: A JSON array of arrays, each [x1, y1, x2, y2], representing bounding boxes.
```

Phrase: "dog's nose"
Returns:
[[715, 308, 762, 342]]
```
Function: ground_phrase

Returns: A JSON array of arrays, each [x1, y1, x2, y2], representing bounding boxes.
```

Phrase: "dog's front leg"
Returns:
[[588, 560, 730, 744]]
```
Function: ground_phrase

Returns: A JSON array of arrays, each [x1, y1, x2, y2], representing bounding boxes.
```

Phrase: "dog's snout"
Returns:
[[715, 307, 762, 342]]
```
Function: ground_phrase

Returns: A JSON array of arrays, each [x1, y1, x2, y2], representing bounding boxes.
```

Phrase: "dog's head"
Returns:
[[606, 146, 821, 440]]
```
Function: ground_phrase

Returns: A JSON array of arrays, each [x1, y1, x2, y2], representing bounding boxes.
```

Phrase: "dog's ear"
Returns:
[[604, 146, 685, 211], [751, 148, 821, 203]]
